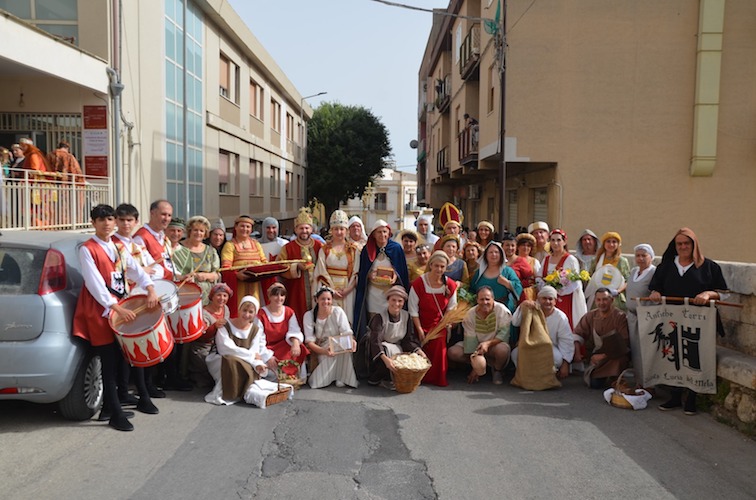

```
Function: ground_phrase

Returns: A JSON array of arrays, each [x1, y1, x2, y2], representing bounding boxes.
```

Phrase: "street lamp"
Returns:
[[300, 91, 326, 206]]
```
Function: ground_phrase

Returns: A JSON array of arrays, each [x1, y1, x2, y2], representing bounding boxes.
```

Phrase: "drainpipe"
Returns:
[[689, 0, 725, 176], [106, 67, 124, 205]]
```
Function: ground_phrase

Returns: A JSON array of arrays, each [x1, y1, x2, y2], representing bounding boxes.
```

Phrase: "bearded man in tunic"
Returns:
[[277, 208, 322, 325]]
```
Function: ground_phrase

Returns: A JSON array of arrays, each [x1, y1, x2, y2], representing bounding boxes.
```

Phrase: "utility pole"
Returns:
[[497, 1, 508, 237]]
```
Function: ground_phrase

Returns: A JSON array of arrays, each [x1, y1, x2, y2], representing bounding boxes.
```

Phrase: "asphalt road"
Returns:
[[2, 372, 754, 500]]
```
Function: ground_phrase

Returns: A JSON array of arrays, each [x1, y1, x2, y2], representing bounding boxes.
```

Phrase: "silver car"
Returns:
[[0, 230, 104, 420]]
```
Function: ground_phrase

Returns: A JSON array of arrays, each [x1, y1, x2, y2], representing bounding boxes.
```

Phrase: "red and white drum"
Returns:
[[131, 279, 179, 315], [169, 282, 205, 344], [109, 295, 174, 367]]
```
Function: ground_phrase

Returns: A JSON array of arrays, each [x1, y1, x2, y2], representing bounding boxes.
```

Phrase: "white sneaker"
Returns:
[[335, 380, 345, 388]]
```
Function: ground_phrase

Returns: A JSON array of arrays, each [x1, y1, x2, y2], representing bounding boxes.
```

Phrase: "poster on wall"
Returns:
[[637, 301, 718, 394], [83, 105, 109, 178]]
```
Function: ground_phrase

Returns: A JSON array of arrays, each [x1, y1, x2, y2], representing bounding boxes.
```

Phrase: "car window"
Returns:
[[0, 249, 45, 294]]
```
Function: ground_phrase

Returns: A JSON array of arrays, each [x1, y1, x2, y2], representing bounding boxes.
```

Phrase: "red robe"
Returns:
[[413, 276, 457, 387], [134, 226, 174, 280], [277, 239, 322, 326], [73, 239, 120, 346], [257, 306, 309, 366]]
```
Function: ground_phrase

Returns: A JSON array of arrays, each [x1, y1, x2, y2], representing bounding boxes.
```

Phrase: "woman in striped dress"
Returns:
[[220, 215, 267, 317]]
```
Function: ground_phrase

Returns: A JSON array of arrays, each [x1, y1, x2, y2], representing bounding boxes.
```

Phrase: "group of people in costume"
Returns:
[[73, 197, 728, 431]]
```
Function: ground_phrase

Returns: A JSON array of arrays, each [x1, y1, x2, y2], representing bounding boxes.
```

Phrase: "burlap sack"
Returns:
[[510, 306, 561, 391]]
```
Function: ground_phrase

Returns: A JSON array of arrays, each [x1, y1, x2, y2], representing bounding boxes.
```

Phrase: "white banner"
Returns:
[[637, 302, 717, 394]]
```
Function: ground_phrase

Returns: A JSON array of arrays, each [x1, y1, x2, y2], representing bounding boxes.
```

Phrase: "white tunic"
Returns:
[[204, 319, 273, 405], [303, 306, 358, 389]]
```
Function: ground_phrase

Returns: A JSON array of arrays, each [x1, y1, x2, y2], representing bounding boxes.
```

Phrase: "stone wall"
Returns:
[[715, 261, 756, 425]]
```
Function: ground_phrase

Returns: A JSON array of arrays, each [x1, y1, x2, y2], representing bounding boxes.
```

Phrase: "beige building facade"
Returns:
[[0, 0, 309, 231], [418, 0, 756, 262]]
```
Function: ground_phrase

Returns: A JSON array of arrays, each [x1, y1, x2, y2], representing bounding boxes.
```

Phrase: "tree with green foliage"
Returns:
[[306, 102, 392, 219]]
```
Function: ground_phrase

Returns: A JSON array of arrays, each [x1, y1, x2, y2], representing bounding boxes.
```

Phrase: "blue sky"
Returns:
[[227, 0, 445, 171]]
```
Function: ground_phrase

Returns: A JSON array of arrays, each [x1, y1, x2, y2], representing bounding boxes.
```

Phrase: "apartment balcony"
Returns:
[[458, 125, 479, 167], [434, 75, 452, 114], [436, 146, 450, 177], [459, 24, 481, 81]]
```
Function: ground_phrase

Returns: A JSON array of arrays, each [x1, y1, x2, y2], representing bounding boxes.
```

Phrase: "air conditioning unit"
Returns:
[[468, 184, 481, 200]]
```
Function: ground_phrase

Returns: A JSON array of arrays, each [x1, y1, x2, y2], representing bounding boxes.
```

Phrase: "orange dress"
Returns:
[[221, 238, 267, 317]]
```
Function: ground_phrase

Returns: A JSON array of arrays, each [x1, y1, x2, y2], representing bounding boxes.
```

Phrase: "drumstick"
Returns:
[[176, 254, 211, 291], [638, 296, 743, 308], [112, 294, 166, 327], [149, 256, 165, 267]]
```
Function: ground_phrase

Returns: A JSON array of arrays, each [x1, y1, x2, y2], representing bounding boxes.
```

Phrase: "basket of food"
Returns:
[[371, 266, 395, 287], [391, 353, 431, 394], [277, 359, 305, 390]]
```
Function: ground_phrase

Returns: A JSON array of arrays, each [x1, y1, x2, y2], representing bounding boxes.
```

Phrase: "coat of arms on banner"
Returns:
[[637, 302, 717, 394]]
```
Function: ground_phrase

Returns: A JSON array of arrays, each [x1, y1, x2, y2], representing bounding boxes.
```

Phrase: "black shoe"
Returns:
[[109, 413, 134, 432], [147, 387, 166, 399], [658, 397, 682, 411], [136, 400, 159, 415], [684, 393, 697, 415], [163, 378, 193, 391], [119, 394, 139, 406], [97, 410, 134, 422]]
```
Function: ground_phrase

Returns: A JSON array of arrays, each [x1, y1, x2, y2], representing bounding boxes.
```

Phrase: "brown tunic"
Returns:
[[574, 307, 630, 379], [220, 323, 260, 401]]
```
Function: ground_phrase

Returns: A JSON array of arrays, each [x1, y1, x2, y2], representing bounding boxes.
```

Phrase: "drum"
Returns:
[[109, 295, 174, 368], [169, 282, 205, 344], [131, 279, 179, 315]]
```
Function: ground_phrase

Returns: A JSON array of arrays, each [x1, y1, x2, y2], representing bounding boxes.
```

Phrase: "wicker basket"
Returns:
[[610, 369, 638, 409], [391, 354, 431, 394], [265, 384, 292, 407]]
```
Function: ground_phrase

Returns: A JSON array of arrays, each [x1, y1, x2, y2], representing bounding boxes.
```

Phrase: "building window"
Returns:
[[297, 173, 304, 201], [285, 171, 293, 199], [166, 2, 204, 217], [286, 113, 295, 141], [219, 55, 230, 99], [249, 159, 262, 196], [375, 193, 387, 211], [488, 64, 495, 113], [270, 165, 280, 197], [533, 187, 548, 223], [507, 189, 518, 233], [249, 79, 263, 119], [218, 150, 239, 195], [6, 0, 79, 44], [219, 53, 239, 103], [455, 105, 461, 135], [219, 150, 230, 194], [270, 99, 281, 132]]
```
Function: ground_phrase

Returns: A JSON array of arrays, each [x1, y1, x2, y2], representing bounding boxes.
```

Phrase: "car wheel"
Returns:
[[58, 352, 103, 421]]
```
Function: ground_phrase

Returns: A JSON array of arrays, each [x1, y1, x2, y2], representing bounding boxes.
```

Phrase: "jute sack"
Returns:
[[510, 306, 561, 391]]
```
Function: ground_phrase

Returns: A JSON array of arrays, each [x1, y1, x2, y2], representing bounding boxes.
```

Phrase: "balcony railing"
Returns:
[[434, 74, 452, 113], [458, 125, 479, 165], [459, 24, 481, 80], [436, 146, 450, 175], [1, 168, 111, 231]]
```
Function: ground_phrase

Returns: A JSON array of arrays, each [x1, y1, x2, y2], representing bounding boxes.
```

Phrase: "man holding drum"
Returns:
[[73, 204, 159, 432], [111, 203, 162, 414]]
